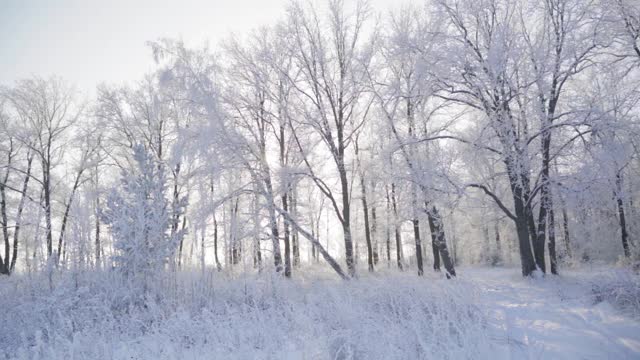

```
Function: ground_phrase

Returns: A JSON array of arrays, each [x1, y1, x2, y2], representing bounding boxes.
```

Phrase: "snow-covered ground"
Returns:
[[1, 266, 638, 359], [467, 267, 640, 359]]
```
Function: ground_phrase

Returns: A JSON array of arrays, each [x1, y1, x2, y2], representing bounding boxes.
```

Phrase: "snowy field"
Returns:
[[1, 266, 639, 359]]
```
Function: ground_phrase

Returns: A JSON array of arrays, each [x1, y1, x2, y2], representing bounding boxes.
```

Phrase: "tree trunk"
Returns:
[[170, 163, 182, 240], [178, 216, 187, 268], [214, 216, 221, 271], [95, 191, 101, 268], [359, 174, 374, 272], [406, 95, 423, 276], [411, 184, 423, 276], [263, 176, 283, 272], [291, 188, 300, 267], [615, 172, 631, 258], [43, 166, 53, 258], [10, 154, 33, 273], [509, 175, 537, 276], [276, 207, 349, 280], [413, 217, 423, 276], [426, 206, 456, 278], [279, 122, 292, 277], [391, 183, 403, 270], [310, 217, 318, 262], [494, 220, 502, 262], [251, 191, 262, 271], [561, 201, 571, 258], [0, 176, 9, 275], [282, 192, 292, 277], [57, 169, 84, 265], [535, 135, 553, 274], [253, 237, 262, 270], [427, 210, 440, 271], [385, 186, 392, 267], [426, 204, 441, 271], [355, 142, 374, 273], [371, 205, 379, 265], [230, 198, 241, 265], [0, 146, 12, 275], [338, 157, 355, 277], [548, 203, 558, 275], [483, 223, 490, 264]]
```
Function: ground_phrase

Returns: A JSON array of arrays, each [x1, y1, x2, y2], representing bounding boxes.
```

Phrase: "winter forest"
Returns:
[[1, 0, 640, 358]]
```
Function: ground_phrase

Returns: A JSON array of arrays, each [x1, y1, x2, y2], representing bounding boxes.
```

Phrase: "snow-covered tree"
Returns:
[[101, 144, 186, 286]]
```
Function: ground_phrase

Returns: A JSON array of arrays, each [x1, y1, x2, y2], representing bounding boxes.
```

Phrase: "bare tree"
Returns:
[[3, 77, 82, 262], [282, 0, 374, 277]]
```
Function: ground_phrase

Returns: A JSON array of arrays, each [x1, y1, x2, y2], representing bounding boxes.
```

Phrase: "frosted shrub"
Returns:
[[591, 269, 640, 318]]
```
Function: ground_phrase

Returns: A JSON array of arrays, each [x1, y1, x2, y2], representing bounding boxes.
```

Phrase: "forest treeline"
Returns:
[[0, 0, 639, 280]]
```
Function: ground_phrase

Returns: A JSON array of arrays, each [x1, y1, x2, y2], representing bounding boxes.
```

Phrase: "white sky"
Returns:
[[1, 0, 398, 94]]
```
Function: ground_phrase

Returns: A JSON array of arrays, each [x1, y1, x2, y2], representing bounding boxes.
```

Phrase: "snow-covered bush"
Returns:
[[590, 269, 640, 319]]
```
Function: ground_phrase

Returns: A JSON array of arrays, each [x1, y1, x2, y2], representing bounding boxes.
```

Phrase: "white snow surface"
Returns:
[[470, 267, 640, 359], [0, 266, 639, 359]]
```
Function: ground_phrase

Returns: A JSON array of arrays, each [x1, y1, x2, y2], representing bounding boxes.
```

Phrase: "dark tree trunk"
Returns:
[[338, 159, 355, 277], [548, 205, 558, 275], [426, 206, 456, 278], [251, 191, 262, 271], [561, 202, 571, 258], [57, 169, 84, 264], [371, 205, 379, 265], [231, 198, 241, 265], [36, 142, 53, 262], [509, 176, 537, 276], [483, 224, 491, 264], [385, 185, 392, 267], [494, 221, 502, 260], [10, 154, 33, 273], [527, 194, 545, 273], [427, 211, 440, 271], [282, 192, 292, 277], [277, 208, 349, 280], [95, 192, 101, 267], [355, 142, 374, 273], [310, 217, 318, 262], [291, 189, 300, 267], [615, 172, 631, 258], [406, 98, 424, 276], [44, 168, 53, 258], [427, 214, 440, 269], [0, 145, 12, 275], [391, 183, 403, 270], [0, 176, 9, 275], [178, 216, 187, 268], [253, 237, 262, 270], [410, 184, 424, 276], [214, 216, 221, 271], [279, 122, 292, 277], [535, 135, 553, 274], [431, 239, 440, 270], [413, 217, 423, 276], [263, 175, 283, 272], [359, 175, 374, 272], [170, 163, 182, 239]]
